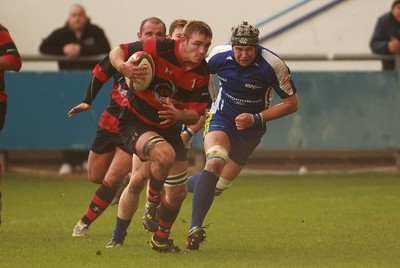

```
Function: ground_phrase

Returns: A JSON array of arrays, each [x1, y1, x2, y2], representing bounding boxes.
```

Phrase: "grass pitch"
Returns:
[[0, 171, 399, 267]]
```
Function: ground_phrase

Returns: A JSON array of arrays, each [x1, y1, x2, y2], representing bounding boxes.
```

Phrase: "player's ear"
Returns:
[[180, 35, 187, 45]]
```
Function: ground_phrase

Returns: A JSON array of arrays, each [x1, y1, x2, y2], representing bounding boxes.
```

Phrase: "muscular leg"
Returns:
[[154, 161, 188, 242], [72, 148, 132, 236], [110, 156, 150, 242], [87, 150, 115, 184], [187, 160, 242, 195], [190, 131, 230, 230], [215, 160, 242, 195], [109, 131, 177, 244]]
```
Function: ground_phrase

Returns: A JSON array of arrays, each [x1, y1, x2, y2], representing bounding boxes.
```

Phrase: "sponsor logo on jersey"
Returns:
[[244, 83, 262, 90], [164, 68, 173, 75]]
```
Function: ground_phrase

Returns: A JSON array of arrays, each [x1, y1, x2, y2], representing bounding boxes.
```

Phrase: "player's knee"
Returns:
[[87, 171, 103, 184], [143, 135, 175, 168], [205, 145, 229, 173]]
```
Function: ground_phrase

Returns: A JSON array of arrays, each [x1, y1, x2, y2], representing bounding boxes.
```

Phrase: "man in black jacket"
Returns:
[[370, 0, 400, 70], [39, 4, 110, 70], [39, 4, 111, 175]]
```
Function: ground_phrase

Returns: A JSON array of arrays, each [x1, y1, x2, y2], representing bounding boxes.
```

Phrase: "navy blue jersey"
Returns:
[[207, 45, 296, 122]]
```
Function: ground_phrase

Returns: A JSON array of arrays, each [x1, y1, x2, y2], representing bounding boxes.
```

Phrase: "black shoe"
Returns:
[[105, 237, 124, 248], [150, 235, 183, 253], [142, 202, 160, 232], [186, 226, 206, 250]]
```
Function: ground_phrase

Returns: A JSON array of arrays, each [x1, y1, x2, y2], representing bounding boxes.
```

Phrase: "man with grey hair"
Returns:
[[39, 4, 111, 175], [186, 21, 299, 250]]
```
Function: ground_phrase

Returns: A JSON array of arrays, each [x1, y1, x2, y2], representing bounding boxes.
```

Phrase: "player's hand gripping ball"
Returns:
[[125, 51, 155, 92]]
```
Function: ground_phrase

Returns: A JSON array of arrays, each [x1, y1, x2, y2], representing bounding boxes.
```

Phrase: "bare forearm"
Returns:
[[109, 47, 126, 73], [260, 94, 299, 122], [178, 110, 201, 126]]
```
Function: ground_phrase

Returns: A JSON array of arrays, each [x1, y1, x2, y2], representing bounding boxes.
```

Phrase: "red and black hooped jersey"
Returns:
[[119, 37, 211, 129], [0, 24, 22, 101], [86, 55, 128, 133]]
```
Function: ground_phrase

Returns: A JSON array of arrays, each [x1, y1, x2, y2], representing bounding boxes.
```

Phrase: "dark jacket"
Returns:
[[370, 12, 400, 70], [39, 20, 110, 70]]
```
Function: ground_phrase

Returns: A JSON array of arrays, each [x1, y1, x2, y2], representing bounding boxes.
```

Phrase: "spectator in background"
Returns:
[[370, 0, 400, 70], [39, 3, 110, 69], [0, 23, 22, 225], [39, 4, 111, 175]]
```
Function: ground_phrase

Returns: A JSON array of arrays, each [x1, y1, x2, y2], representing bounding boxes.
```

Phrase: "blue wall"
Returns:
[[258, 71, 400, 150], [1, 71, 400, 151], [0, 71, 110, 150]]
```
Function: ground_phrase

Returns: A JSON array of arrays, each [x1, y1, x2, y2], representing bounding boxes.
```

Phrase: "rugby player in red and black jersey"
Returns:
[[107, 20, 213, 253], [0, 23, 22, 226], [69, 17, 167, 237]]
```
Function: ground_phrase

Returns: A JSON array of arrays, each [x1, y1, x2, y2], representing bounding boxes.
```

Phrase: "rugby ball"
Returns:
[[125, 51, 155, 92]]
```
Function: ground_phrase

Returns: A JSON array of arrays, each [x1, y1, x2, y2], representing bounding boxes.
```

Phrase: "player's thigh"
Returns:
[[110, 147, 133, 175], [87, 150, 115, 183], [204, 130, 230, 152]]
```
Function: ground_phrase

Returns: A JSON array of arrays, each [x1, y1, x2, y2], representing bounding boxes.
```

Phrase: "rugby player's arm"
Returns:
[[260, 93, 299, 122], [109, 46, 147, 81], [236, 93, 298, 131], [159, 99, 201, 126]]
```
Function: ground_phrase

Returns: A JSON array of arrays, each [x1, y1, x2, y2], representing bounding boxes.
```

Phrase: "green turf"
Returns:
[[0, 172, 399, 268]]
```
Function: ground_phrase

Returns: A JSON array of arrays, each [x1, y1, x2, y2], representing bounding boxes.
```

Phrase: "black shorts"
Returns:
[[90, 127, 130, 154], [0, 101, 7, 131], [119, 107, 187, 161]]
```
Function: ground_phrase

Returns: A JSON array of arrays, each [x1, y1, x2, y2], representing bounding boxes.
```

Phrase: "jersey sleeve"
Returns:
[[262, 49, 297, 98], [206, 45, 231, 74], [275, 60, 296, 97], [0, 26, 22, 71], [124, 41, 145, 58]]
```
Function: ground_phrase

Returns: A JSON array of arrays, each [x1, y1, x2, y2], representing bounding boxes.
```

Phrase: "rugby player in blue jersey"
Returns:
[[186, 21, 299, 250]]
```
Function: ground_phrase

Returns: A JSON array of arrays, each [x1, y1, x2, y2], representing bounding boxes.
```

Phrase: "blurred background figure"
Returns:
[[370, 0, 400, 70], [39, 3, 110, 69], [39, 4, 111, 175], [0, 23, 22, 225]]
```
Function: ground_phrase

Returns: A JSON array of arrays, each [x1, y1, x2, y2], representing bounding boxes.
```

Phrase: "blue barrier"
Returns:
[[1, 71, 400, 151], [0, 71, 110, 150], [193, 71, 400, 151]]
